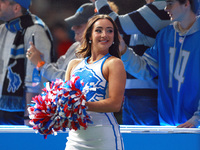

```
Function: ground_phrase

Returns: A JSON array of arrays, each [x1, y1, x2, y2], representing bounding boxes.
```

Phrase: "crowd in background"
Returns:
[[1, 0, 200, 129], [30, 0, 145, 27], [29, 0, 146, 57], [0, 0, 146, 62]]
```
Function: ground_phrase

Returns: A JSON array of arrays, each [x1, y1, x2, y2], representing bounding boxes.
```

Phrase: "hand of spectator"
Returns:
[[177, 121, 195, 128], [119, 35, 127, 55], [26, 42, 44, 66]]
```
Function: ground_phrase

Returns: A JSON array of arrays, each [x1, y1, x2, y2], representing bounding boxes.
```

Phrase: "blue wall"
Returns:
[[0, 126, 200, 150]]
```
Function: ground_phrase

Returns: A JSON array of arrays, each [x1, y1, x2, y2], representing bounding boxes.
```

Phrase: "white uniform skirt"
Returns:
[[65, 112, 124, 150]]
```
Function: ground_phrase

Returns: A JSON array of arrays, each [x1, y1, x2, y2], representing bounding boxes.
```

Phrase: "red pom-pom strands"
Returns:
[[28, 76, 92, 139]]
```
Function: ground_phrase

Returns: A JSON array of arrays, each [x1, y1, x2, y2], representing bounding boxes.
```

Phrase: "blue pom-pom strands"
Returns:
[[28, 75, 92, 139]]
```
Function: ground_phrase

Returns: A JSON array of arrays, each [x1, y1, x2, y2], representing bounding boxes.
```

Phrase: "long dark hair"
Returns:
[[76, 14, 121, 58]]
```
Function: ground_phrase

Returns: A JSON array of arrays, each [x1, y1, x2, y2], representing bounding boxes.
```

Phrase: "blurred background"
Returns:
[[30, 0, 146, 27], [29, 0, 146, 60], [0, 0, 146, 62]]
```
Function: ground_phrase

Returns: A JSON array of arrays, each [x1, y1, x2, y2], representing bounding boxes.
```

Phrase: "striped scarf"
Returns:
[[2, 13, 53, 102]]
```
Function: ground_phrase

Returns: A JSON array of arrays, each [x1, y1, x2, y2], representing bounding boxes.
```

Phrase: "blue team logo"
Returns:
[[7, 61, 22, 93], [73, 66, 105, 102]]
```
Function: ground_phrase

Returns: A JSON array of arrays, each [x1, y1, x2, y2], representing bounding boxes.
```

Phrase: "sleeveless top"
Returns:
[[67, 53, 124, 150], [71, 53, 113, 126]]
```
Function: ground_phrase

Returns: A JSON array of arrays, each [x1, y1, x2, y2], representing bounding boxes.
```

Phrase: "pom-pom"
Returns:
[[28, 75, 92, 139]]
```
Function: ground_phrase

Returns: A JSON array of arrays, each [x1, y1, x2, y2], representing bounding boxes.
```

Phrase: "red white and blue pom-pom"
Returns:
[[28, 75, 92, 139]]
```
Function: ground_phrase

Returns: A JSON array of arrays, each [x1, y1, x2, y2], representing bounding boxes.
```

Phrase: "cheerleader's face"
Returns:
[[90, 18, 114, 52]]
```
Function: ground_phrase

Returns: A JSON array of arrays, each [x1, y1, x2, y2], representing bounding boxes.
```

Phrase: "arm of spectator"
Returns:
[[27, 41, 78, 82], [26, 41, 67, 81], [121, 44, 158, 80], [27, 42, 44, 66], [40, 42, 79, 81], [177, 100, 200, 128], [23, 25, 52, 126], [26, 42, 66, 81], [95, 0, 171, 38], [24, 25, 52, 93], [119, 35, 127, 55], [177, 121, 195, 128]]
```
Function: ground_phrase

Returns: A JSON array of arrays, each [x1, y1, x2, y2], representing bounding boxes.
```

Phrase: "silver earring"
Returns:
[[89, 40, 91, 43], [113, 42, 114, 44]]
